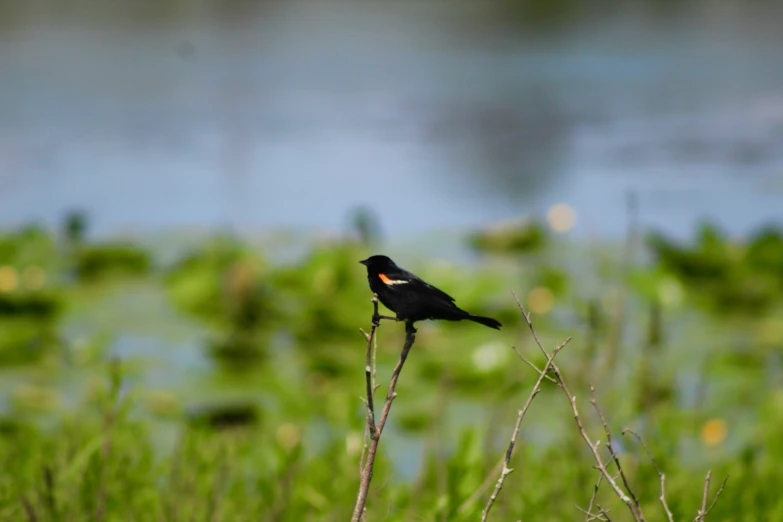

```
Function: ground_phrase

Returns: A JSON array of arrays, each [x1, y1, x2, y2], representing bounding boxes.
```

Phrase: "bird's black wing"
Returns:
[[400, 268, 456, 303]]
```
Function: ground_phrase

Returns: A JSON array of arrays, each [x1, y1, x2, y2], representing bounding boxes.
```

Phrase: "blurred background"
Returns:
[[1, 0, 783, 520]]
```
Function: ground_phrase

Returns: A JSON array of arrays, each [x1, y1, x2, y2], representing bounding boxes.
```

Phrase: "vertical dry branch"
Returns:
[[351, 298, 416, 522], [480, 337, 571, 521], [357, 297, 382, 485], [361, 299, 382, 443], [503, 291, 728, 522]]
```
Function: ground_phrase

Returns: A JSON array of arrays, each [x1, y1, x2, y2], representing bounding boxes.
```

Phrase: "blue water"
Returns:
[[1, 1, 783, 242]]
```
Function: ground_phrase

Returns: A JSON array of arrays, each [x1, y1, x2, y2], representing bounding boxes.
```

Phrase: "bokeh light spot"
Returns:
[[658, 277, 683, 306], [701, 418, 727, 447], [472, 342, 506, 372], [547, 203, 576, 233], [23, 265, 46, 290], [345, 431, 363, 457], [528, 286, 555, 315], [0, 266, 18, 292], [276, 423, 302, 450]]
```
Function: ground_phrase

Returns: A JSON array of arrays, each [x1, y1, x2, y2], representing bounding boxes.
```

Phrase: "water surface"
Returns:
[[1, 1, 782, 241]]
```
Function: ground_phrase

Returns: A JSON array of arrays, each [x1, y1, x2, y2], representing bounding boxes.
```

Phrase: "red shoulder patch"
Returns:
[[378, 273, 408, 285]]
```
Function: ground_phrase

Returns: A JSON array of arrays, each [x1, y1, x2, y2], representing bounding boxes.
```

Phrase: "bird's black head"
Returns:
[[359, 255, 397, 273]]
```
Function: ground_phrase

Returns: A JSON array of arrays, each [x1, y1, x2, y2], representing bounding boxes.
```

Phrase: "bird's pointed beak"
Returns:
[[359, 259, 368, 266]]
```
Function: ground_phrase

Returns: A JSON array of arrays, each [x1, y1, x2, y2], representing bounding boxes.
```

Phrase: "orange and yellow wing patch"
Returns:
[[378, 274, 408, 285]]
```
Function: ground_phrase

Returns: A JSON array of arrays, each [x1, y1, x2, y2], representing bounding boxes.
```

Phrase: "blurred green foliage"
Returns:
[[0, 226, 64, 364], [73, 244, 151, 282], [0, 216, 782, 520], [165, 236, 270, 328], [1, 350, 781, 521], [468, 217, 547, 254], [648, 222, 783, 316]]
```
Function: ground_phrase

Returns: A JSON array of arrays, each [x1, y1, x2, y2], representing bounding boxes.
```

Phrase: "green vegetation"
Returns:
[[1, 214, 782, 520]]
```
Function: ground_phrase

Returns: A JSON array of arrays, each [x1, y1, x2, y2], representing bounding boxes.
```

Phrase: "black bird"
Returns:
[[359, 255, 502, 332]]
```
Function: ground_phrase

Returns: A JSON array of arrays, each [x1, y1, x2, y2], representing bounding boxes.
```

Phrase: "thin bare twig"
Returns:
[[510, 292, 549, 362], [480, 337, 571, 521], [358, 299, 381, 473], [576, 503, 609, 522], [589, 386, 642, 516], [372, 322, 379, 395], [597, 505, 614, 522], [623, 429, 674, 522], [511, 346, 557, 384], [351, 299, 417, 522], [512, 292, 646, 522], [358, 297, 385, 474], [697, 470, 711, 521], [456, 458, 504, 514], [582, 472, 604, 522], [364, 299, 381, 427], [693, 470, 728, 521], [706, 475, 728, 518]]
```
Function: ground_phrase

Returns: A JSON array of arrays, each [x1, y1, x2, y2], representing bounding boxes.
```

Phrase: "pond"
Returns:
[[1, 0, 782, 241]]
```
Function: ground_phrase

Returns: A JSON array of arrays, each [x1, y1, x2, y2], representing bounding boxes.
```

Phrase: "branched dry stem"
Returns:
[[577, 503, 610, 522], [480, 336, 571, 521], [597, 505, 614, 522], [456, 458, 504, 514], [351, 296, 416, 522], [623, 429, 674, 522], [694, 470, 728, 522], [589, 385, 643, 517], [511, 291, 647, 522], [582, 472, 604, 522], [350, 290, 729, 522], [511, 346, 558, 384]]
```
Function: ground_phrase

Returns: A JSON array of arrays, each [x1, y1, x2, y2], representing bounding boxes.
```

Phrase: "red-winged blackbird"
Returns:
[[359, 255, 502, 332]]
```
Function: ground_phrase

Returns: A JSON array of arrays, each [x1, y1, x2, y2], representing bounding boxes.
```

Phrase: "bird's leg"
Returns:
[[405, 321, 417, 334], [372, 315, 398, 327]]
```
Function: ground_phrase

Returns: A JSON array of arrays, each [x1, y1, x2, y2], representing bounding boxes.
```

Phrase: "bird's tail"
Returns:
[[467, 314, 502, 330]]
